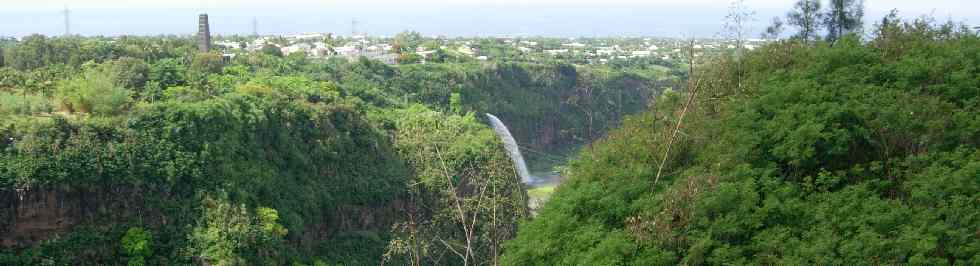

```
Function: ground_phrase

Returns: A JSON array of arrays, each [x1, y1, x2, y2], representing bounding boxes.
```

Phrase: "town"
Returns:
[[209, 28, 773, 66]]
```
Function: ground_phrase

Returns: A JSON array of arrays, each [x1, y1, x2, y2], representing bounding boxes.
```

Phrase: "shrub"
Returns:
[[121, 227, 152, 266], [55, 67, 132, 115], [0, 91, 51, 115]]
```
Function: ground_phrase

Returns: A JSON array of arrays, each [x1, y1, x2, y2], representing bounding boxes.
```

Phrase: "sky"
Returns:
[[0, 0, 978, 37]]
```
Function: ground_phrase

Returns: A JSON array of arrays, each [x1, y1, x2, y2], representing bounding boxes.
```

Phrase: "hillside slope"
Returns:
[[503, 20, 979, 265]]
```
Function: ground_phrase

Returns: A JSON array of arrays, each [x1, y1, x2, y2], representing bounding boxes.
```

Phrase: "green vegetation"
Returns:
[[526, 186, 555, 199], [0, 31, 669, 264], [503, 17, 979, 265], [5, 4, 970, 265]]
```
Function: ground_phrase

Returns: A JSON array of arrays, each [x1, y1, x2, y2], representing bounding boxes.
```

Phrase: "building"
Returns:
[[544, 49, 569, 55], [215, 40, 240, 49], [377, 54, 399, 65], [198, 14, 211, 52], [631, 51, 652, 57], [282, 43, 313, 56], [596, 47, 616, 56]]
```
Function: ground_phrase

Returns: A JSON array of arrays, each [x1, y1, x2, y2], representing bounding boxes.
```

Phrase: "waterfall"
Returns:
[[486, 114, 533, 184]]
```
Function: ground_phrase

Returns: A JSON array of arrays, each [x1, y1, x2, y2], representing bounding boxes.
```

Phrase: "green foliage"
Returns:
[[54, 66, 132, 115], [0, 90, 411, 264], [188, 52, 225, 89], [2, 35, 195, 71], [397, 53, 422, 64], [449, 92, 462, 114], [379, 62, 667, 169], [504, 18, 980, 265], [107, 57, 150, 89], [188, 194, 290, 265], [824, 0, 864, 42], [261, 45, 284, 57], [257, 207, 289, 240], [148, 58, 186, 88], [0, 91, 52, 116], [787, 0, 824, 42], [4, 34, 62, 70], [0, 33, 672, 265], [393, 31, 424, 53], [121, 227, 152, 266], [383, 105, 528, 266]]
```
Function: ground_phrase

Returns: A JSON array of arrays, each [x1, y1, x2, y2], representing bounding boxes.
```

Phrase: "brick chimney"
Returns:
[[198, 14, 211, 52]]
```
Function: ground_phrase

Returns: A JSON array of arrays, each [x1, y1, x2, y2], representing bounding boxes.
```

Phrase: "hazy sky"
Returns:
[[1, 0, 977, 37], [2, 0, 976, 10]]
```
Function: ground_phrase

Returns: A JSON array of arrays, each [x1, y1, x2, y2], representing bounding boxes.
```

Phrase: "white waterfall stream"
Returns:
[[485, 113, 533, 184]]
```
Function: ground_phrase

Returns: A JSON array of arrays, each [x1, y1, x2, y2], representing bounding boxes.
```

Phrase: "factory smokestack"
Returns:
[[198, 14, 211, 52]]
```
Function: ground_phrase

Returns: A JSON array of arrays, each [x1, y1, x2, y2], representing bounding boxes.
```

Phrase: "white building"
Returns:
[[282, 43, 313, 56], [544, 49, 569, 55], [596, 48, 616, 56], [631, 51, 652, 57], [521, 40, 539, 46]]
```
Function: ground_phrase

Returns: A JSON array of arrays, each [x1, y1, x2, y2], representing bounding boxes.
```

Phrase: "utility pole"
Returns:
[[352, 18, 362, 56], [63, 5, 71, 36], [351, 18, 358, 37]]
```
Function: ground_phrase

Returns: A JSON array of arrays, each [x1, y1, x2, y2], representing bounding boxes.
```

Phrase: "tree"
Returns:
[[55, 66, 132, 115], [723, 0, 756, 57], [722, 0, 755, 93], [260, 44, 283, 57], [189, 195, 288, 266], [121, 228, 153, 266], [6, 34, 55, 70], [383, 106, 527, 266], [323, 33, 340, 47], [787, 0, 823, 43], [824, 0, 865, 42], [763, 16, 785, 39], [107, 57, 150, 89], [148, 58, 186, 88], [449, 92, 463, 114], [398, 53, 423, 64], [188, 52, 225, 93], [190, 52, 224, 75], [394, 31, 424, 53]]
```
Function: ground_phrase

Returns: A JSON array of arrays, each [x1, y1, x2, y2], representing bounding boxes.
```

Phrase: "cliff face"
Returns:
[[0, 185, 407, 253], [0, 98, 413, 263], [501, 73, 659, 164], [0, 188, 73, 247], [0, 186, 147, 247]]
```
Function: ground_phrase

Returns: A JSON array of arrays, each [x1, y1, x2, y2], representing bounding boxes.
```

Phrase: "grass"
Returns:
[[527, 185, 555, 199]]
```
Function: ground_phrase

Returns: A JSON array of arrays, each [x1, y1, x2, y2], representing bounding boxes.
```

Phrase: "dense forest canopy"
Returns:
[[503, 16, 979, 265]]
